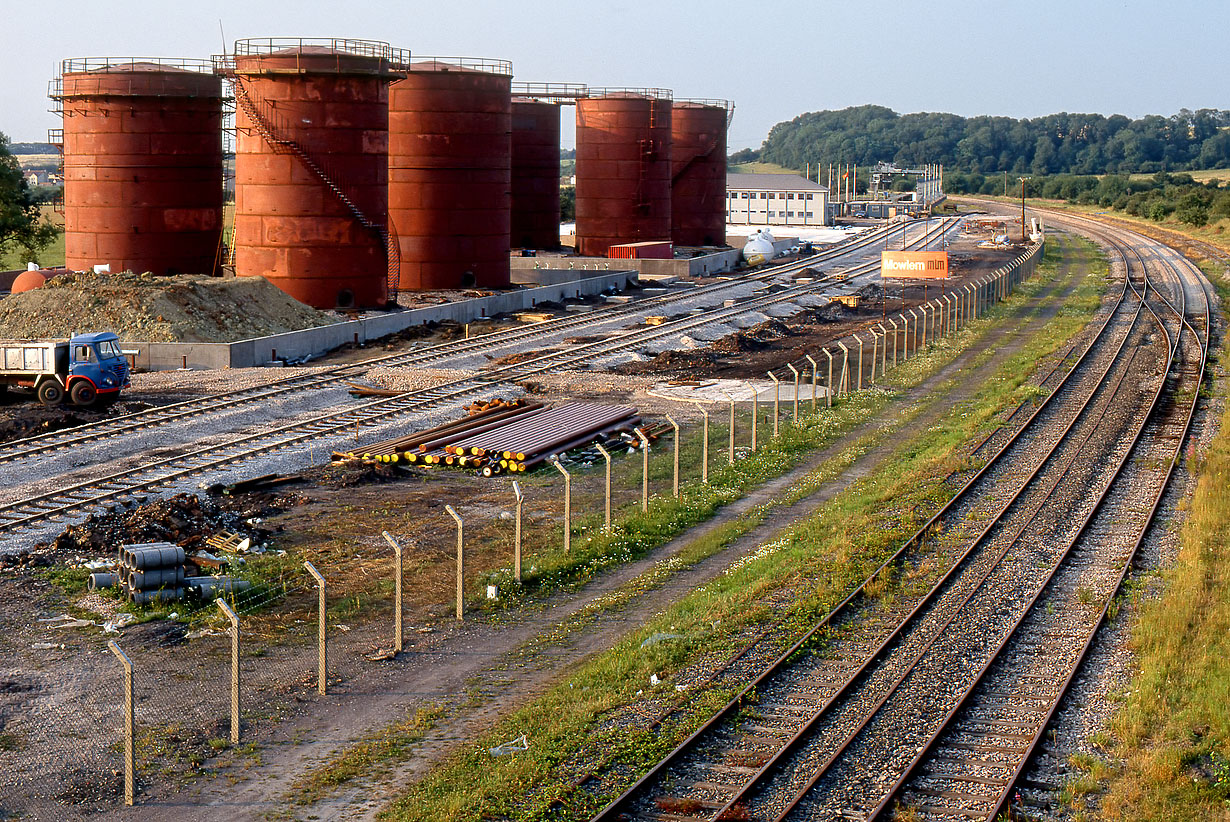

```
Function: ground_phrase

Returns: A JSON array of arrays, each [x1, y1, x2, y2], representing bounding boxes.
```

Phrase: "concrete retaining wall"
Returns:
[[122, 270, 632, 372], [510, 248, 741, 279]]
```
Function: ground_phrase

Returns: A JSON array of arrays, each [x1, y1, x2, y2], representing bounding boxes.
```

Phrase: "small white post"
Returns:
[[551, 459, 571, 551], [786, 364, 800, 422], [823, 349, 834, 407], [691, 401, 710, 483], [511, 481, 524, 581], [382, 530, 403, 652], [303, 561, 326, 696], [665, 415, 680, 497], [767, 372, 780, 437], [805, 354, 819, 410]]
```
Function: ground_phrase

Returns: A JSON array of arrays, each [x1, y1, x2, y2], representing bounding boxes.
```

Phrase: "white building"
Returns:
[[726, 173, 830, 227]]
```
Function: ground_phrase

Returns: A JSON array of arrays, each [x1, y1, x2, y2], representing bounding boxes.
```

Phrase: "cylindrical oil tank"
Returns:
[[223, 39, 405, 309], [574, 89, 673, 258], [54, 59, 223, 276], [389, 58, 512, 291], [671, 100, 730, 247], [511, 99, 561, 250]]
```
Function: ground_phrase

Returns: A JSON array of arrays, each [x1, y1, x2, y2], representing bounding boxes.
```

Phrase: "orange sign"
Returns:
[[881, 250, 949, 279]]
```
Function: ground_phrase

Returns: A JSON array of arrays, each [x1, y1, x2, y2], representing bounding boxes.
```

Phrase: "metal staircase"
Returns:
[[230, 75, 400, 301]]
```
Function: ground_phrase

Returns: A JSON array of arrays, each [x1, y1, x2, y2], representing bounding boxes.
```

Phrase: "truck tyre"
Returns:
[[70, 381, 98, 407], [37, 381, 65, 406]]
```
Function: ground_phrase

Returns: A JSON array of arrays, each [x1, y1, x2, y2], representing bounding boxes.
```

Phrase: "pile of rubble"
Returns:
[[40, 493, 275, 555]]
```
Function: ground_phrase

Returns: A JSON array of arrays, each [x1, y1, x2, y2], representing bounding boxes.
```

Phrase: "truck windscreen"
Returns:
[[96, 340, 121, 359]]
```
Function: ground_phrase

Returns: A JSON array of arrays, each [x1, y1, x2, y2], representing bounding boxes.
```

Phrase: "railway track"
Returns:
[[0, 223, 911, 468], [0, 221, 961, 536], [590, 219, 1208, 821]]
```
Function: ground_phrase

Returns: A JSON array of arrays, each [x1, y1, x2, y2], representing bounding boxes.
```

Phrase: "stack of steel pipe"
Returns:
[[117, 542, 186, 605], [332, 399, 543, 462], [448, 402, 641, 472]]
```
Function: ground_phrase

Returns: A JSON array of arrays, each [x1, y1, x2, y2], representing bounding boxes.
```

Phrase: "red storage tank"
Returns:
[[220, 38, 405, 309], [575, 89, 673, 258], [53, 59, 223, 276], [389, 58, 513, 291], [671, 100, 731, 247], [511, 99, 561, 250]]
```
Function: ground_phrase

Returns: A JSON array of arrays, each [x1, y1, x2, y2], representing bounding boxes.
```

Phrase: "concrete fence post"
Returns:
[[805, 354, 819, 410], [511, 481, 524, 581], [748, 383, 759, 450], [636, 428, 650, 512], [877, 323, 887, 377], [823, 349, 834, 407], [107, 639, 135, 806], [691, 402, 710, 483], [594, 443, 612, 532], [382, 531, 404, 652], [551, 460, 572, 549], [866, 328, 876, 384], [303, 561, 326, 696], [837, 342, 849, 397], [720, 390, 736, 464], [854, 334, 864, 391], [665, 415, 680, 497], [217, 599, 241, 744], [786, 364, 800, 422], [445, 505, 464, 620], [888, 318, 898, 368], [767, 372, 781, 437]]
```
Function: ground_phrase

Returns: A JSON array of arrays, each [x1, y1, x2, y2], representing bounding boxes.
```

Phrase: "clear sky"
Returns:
[[2, 0, 1225, 150]]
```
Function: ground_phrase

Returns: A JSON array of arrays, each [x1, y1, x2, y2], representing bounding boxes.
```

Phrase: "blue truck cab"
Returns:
[[0, 331, 131, 407], [65, 332, 131, 406]]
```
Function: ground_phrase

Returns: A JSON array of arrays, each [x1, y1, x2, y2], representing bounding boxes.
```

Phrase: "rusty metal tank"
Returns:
[[671, 100, 731, 247], [511, 99, 561, 250], [389, 57, 513, 291], [219, 38, 406, 309], [52, 59, 223, 276], [574, 88, 673, 258]]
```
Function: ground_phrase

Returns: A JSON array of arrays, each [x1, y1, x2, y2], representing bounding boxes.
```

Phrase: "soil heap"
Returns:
[[0, 271, 336, 342]]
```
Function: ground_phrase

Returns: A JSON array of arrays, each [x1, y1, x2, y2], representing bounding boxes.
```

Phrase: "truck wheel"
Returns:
[[70, 381, 98, 407], [37, 381, 65, 406]]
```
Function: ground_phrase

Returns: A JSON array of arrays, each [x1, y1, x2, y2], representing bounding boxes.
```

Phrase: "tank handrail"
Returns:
[[511, 82, 588, 100], [230, 37, 410, 63], [57, 56, 216, 77], [673, 97, 734, 111], [401, 56, 514, 77], [583, 86, 673, 101]]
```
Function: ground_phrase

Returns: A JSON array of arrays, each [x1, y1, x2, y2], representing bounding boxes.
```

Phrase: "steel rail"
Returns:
[[865, 220, 1208, 822], [727, 253, 1158, 822], [589, 238, 1126, 822], [0, 222, 959, 533], [768, 241, 1168, 822], [0, 224, 906, 466]]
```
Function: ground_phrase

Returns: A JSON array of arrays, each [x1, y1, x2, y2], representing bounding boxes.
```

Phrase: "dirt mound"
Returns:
[[0, 271, 336, 342], [710, 319, 793, 354]]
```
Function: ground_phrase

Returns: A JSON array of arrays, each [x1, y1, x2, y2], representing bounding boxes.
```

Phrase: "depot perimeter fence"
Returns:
[[0, 242, 1043, 815]]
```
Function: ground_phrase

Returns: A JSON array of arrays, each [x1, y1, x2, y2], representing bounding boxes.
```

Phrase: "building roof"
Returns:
[[727, 173, 827, 192]]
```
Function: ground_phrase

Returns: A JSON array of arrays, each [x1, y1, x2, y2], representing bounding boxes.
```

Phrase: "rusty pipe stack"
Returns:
[[334, 400, 644, 475]]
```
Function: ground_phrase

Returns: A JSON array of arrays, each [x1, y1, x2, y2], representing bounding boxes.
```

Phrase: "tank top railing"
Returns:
[[228, 74, 399, 302]]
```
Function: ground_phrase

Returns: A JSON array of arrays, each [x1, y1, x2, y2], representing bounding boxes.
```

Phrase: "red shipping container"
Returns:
[[607, 241, 673, 260]]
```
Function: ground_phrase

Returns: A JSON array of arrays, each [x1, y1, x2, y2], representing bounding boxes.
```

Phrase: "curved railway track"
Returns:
[[590, 218, 1209, 822], [0, 223, 911, 468], [0, 221, 961, 536]]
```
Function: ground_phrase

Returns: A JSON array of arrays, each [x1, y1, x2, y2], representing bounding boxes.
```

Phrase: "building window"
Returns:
[[805, 212, 813, 218], [805, 194, 813, 200], [787, 193, 794, 200], [760, 193, 768, 199], [787, 212, 794, 217]]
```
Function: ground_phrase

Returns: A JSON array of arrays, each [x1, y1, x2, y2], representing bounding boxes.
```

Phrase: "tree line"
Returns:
[[735, 105, 1230, 176]]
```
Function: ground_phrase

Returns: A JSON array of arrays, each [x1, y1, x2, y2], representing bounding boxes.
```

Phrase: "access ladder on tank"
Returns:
[[228, 75, 401, 299]]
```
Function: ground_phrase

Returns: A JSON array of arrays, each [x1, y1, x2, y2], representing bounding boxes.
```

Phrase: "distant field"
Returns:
[[14, 154, 60, 173], [1128, 168, 1229, 186], [0, 205, 65, 271], [730, 161, 795, 174]]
